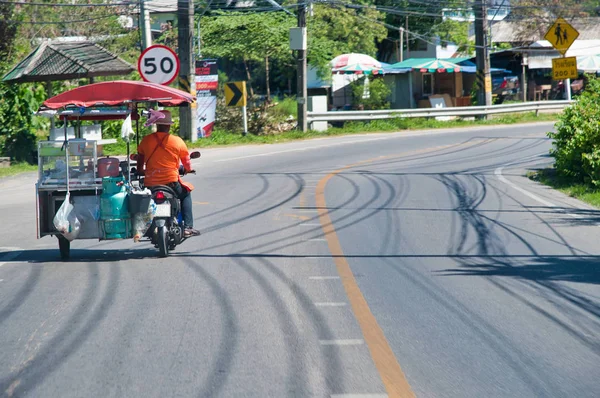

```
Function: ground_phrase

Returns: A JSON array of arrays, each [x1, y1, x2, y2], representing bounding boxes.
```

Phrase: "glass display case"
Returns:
[[37, 139, 100, 190]]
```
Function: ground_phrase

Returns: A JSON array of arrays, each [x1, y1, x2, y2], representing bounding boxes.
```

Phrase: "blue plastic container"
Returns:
[[100, 176, 130, 239]]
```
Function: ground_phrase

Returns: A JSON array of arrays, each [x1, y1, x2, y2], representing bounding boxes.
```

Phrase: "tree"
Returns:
[[308, 3, 387, 75], [373, 0, 465, 61], [0, 3, 20, 68], [0, 1, 139, 162], [431, 19, 471, 55], [200, 12, 295, 99], [505, 0, 600, 43]]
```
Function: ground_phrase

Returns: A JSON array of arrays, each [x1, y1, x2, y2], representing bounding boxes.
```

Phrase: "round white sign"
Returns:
[[137, 45, 180, 85]]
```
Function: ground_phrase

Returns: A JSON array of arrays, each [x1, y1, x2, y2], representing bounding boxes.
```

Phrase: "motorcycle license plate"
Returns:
[[154, 203, 171, 217]]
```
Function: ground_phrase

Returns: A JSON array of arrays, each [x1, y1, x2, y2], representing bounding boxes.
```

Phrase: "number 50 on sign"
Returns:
[[137, 45, 181, 85], [552, 57, 578, 80]]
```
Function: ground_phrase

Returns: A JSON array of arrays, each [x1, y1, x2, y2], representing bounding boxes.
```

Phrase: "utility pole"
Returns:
[[177, 0, 197, 141], [405, 16, 409, 59], [296, 3, 307, 132], [474, 0, 492, 108], [399, 27, 404, 62], [139, 0, 152, 50]]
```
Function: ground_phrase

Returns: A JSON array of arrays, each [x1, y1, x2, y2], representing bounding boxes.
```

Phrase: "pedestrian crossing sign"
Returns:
[[544, 18, 579, 55]]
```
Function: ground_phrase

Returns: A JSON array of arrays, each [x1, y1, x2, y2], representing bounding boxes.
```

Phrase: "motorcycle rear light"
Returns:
[[155, 191, 166, 203]]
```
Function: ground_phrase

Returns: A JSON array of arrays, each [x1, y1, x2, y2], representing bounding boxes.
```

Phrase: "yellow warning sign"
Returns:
[[552, 57, 578, 80], [224, 81, 247, 107], [544, 18, 579, 55]]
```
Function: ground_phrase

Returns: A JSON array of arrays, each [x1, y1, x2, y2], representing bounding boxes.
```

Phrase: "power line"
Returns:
[[0, 0, 135, 6], [5, 14, 125, 25]]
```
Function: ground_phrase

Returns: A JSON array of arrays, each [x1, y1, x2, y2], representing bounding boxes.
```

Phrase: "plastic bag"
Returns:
[[53, 193, 81, 241], [132, 199, 156, 242], [121, 113, 135, 142]]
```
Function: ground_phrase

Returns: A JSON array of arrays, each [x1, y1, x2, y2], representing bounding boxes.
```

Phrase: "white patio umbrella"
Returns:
[[330, 53, 382, 69], [577, 54, 600, 72]]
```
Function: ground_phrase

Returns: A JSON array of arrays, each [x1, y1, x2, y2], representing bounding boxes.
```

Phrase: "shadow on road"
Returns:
[[5, 248, 159, 263], [437, 255, 600, 285]]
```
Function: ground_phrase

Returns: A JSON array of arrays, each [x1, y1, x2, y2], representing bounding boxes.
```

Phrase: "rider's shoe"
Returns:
[[184, 227, 201, 238]]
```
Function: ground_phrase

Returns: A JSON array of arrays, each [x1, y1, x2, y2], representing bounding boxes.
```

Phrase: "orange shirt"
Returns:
[[138, 132, 190, 186]]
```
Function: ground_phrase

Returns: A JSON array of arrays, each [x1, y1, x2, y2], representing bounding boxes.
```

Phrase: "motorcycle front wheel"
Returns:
[[157, 225, 169, 257]]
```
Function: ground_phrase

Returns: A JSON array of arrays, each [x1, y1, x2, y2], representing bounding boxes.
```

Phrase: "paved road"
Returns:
[[1, 123, 599, 397]]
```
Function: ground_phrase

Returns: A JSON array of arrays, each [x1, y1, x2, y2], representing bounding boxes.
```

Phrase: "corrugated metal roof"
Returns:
[[489, 17, 600, 43], [142, 0, 177, 13], [2, 41, 134, 83]]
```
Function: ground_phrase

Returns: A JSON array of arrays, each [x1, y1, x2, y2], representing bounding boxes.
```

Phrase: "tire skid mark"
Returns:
[[185, 260, 239, 397], [1, 262, 120, 397]]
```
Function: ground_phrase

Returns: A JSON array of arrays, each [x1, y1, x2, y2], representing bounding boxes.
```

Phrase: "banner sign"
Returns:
[[195, 59, 218, 138]]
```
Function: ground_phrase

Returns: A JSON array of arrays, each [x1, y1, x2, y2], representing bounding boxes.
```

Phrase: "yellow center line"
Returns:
[[315, 141, 484, 397], [193, 201, 210, 205]]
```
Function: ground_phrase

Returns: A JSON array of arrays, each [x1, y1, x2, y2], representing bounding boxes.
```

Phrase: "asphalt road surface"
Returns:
[[1, 123, 599, 397]]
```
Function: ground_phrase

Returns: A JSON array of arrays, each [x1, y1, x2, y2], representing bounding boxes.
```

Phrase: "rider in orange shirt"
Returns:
[[137, 110, 200, 237]]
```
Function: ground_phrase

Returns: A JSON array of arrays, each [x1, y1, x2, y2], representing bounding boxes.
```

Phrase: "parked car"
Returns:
[[492, 75, 520, 103]]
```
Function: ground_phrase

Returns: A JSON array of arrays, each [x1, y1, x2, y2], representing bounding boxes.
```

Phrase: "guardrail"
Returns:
[[307, 100, 574, 124]]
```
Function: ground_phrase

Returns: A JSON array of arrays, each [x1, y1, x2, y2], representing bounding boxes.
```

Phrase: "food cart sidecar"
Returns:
[[35, 80, 195, 260]]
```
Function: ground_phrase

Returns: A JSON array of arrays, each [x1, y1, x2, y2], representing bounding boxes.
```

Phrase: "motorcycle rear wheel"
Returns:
[[58, 235, 70, 260], [157, 225, 169, 257]]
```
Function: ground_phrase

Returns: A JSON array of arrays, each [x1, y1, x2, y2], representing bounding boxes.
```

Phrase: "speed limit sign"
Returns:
[[137, 45, 180, 85]]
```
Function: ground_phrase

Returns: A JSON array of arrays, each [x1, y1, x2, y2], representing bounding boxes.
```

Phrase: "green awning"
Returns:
[[2, 41, 134, 83], [389, 57, 473, 69]]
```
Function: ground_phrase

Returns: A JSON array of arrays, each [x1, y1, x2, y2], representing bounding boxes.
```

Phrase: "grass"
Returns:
[[1, 111, 561, 178], [100, 111, 560, 156], [270, 96, 298, 118], [0, 162, 38, 178], [528, 168, 600, 208]]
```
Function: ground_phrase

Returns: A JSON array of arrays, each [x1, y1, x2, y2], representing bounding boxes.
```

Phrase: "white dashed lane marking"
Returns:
[[319, 339, 364, 346]]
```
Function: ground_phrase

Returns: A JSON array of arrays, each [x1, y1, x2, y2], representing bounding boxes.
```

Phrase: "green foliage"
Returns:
[[529, 169, 600, 208], [0, 3, 19, 65], [431, 20, 471, 54], [0, 162, 38, 178], [0, 83, 48, 162], [308, 4, 387, 75], [271, 96, 298, 119], [548, 77, 600, 185], [200, 12, 295, 97], [350, 77, 391, 110]]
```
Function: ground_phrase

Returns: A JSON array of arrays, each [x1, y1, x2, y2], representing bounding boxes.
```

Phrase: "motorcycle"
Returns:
[[131, 151, 201, 257]]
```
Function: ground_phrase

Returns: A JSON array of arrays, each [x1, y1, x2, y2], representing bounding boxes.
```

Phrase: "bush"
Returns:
[[351, 76, 391, 110], [549, 76, 600, 185], [0, 127, 37, 162], [0, 82, 47, 162], [214, 73, 296, 135]]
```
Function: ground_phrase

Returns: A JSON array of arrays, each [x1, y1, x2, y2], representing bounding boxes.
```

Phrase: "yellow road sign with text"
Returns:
[[224, 81, 247, 107], [552, 57, 578, 80], [544, 18, 579, 55]]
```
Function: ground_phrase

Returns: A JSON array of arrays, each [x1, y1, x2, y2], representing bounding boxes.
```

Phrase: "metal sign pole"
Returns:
[[242, 105, 248, 136], [563, 54, 572, 101]]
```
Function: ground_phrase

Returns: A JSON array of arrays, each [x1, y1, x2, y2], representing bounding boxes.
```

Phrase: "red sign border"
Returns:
[[137, 44, 181, 85]]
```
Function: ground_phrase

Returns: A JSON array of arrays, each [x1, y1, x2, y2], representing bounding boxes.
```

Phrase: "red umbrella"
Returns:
[[42, 80, 195, 109], [330, 53, 381, 69]]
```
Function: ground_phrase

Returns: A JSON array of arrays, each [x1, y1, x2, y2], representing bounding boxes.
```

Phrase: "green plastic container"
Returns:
[[100, 176, 130, 239]]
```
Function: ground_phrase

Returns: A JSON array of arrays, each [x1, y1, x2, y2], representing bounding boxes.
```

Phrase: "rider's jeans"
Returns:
[[167, 181, 194, 228]]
